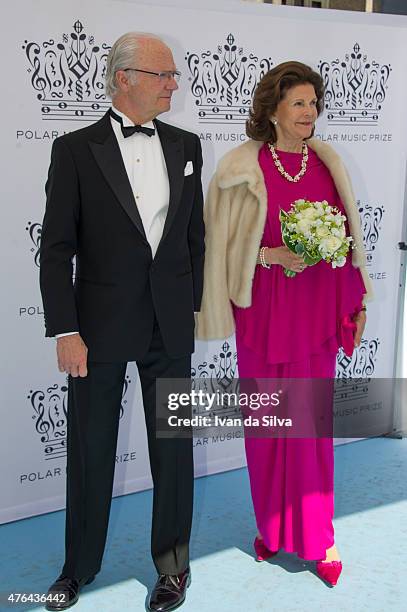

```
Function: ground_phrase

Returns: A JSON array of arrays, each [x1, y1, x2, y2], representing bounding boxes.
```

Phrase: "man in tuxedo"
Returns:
[[40, 32, 204, 611]]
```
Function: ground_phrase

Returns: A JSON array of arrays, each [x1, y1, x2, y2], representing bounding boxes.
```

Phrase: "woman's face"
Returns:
[[272, 83, 318, 143]]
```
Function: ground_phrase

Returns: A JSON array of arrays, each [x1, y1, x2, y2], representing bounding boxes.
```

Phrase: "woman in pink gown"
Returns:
[[234, 143, 365, 568], [196, 61, 370, 586]]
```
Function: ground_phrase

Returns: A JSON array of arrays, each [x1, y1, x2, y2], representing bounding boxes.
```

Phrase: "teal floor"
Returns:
[[2, 437, 406, 611]]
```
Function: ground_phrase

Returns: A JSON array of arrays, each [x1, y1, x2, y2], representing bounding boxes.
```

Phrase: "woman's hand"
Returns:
[[353, 309, 367, 347], [266, 246, 307, 273]]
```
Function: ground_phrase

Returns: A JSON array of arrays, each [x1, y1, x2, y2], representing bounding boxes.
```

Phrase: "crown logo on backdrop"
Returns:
[[319, 43, 391, 125], [22, 20, 110, 121], [358, 202, 384, 266], [186, 34, 272, 124], [192, 341, 239, 419], [26, 221, 42, 268], [29, 376, 131, 459], [26, 220, 78, 278], [192, 341, 238, 391], [335, 338, 379, 430], [29, 382, 69, 460], [336, 337, 379, 379]]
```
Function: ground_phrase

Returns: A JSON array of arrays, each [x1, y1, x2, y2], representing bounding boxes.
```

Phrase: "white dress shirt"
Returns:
[[109, 105, 170, 257], [56, 106, 170, 338]]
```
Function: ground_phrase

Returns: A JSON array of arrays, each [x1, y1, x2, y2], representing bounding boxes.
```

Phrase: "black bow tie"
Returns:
[[109, 108, 155, 138]]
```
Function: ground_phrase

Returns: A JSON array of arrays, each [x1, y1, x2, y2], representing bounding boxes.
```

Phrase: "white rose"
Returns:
[[297, 218, 313, 235], [302, 207, 320, 220], [331, 227, 345, 238], [319, 236, 342, 254], [337, 225, 346, 238], [316, 225, 331, 238]]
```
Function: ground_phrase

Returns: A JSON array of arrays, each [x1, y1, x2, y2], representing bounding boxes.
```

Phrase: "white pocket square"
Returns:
[[184, 161, 193, 176]]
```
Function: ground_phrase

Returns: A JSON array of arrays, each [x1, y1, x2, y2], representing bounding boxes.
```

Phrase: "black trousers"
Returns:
[[61, 320, 193, 580]]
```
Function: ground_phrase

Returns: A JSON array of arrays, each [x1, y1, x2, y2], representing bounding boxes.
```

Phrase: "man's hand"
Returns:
[[57, 334, 88, 377], [353, 310, 367, 347]]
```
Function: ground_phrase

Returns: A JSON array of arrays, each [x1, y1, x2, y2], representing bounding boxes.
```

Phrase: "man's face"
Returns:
[[123, 39, 179, 120]]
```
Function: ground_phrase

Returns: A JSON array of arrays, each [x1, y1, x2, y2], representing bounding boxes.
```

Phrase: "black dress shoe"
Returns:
[[148, 567, 191, 611], [45, 574, 95, 610]]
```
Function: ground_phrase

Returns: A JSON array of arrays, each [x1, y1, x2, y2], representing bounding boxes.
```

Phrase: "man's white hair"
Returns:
[[105, 32, 165, 98]]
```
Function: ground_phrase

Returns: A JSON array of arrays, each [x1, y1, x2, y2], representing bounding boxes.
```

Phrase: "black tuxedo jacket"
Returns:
[[40, 112, 205, 361]]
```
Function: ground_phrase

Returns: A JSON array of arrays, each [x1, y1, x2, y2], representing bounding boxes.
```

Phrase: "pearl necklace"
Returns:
[[268, 141, 308, 183]]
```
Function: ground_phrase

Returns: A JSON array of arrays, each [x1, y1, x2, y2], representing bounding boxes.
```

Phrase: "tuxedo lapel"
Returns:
[[88, 113, 147, 240], [155, 120, 185, 242]]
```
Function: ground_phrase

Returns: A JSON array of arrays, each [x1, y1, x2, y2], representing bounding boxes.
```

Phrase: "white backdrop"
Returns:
[[1, 0, 407, 523]]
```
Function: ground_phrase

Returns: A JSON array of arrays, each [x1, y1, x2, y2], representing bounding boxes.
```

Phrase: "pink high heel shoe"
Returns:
[[253, 537, 278, 562], [316, 560, 343, 586]]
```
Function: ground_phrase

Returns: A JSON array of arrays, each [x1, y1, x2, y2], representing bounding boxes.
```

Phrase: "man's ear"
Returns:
[[115, 70, 131, 93]]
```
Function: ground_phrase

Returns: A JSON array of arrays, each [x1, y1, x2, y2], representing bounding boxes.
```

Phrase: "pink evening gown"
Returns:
[[233, 144, 365, 560]]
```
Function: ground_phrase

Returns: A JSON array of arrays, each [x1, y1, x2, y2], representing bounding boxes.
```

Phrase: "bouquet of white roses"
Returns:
[[279, 199, 353, 278]]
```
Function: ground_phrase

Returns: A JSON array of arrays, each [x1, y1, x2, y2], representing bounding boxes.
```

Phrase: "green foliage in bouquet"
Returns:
[[279, 199, 353, 278]]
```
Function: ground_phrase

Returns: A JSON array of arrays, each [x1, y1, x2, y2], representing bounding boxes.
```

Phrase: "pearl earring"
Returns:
[[272, 118, 278, 126]]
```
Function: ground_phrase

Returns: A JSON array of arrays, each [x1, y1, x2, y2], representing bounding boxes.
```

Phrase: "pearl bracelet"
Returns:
[[259, 246, 271, 269]]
